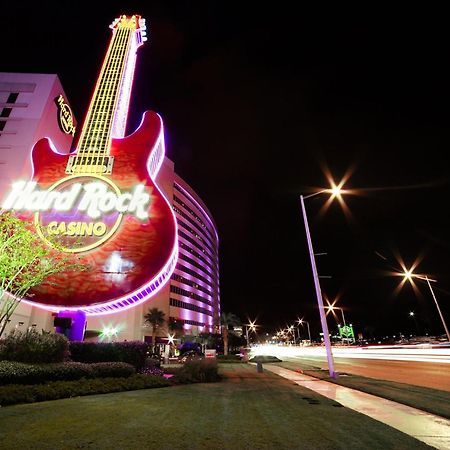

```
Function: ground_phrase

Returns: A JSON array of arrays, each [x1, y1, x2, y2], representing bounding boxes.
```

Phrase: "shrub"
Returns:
[[172, 359, 221, 384], [69, 341, 149, 370], [0, 360, 135, 385], [0, 329, 69, 363], [0, 374, 171, 407]]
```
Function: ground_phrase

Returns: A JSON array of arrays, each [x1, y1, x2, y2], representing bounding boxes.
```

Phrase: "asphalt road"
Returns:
[[285, 354, 450, 391]]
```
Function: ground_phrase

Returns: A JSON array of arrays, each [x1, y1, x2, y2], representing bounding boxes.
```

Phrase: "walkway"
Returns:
[[264, 364, 450, 450]]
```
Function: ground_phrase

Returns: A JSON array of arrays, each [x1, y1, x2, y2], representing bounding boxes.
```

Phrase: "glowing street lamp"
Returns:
[[245, 319, 258, 346], [325, 301, 347, 328], [300, 180, 350, 379], [400, 269, 450, 342], [297, 318, 311, 343]]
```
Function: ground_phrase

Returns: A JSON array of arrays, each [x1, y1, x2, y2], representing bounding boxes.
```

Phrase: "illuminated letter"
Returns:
[[80, 222, 94, 236], [98, 192, 117, 213], [78, 182, 107, 219], [128, 184, 150, 219], [54, 183, 82, 211], [47, 221, 58, 235], [116, 192, 132, 212], [93, 222, 107, 236], [2, 181, 36, 210]]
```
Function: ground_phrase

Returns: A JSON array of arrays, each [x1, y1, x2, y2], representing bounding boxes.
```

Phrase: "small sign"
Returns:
[[205, 349, 216, 359], [55, 94, 76, 136]]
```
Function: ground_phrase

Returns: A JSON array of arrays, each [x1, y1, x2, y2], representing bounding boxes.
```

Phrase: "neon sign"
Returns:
[[3, 15, 178, 314], [55, 95, 76, 136]]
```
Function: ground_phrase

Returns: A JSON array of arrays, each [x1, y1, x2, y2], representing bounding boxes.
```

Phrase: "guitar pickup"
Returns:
[[65, 155, 114, 175]]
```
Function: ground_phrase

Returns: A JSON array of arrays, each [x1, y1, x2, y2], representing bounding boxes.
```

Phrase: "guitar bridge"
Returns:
[[65, 155, 114, 175]]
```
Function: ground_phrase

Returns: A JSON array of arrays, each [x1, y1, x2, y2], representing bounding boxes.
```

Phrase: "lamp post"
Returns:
[[245, 319, 257, 347], [402, 271, 450, 342], [297, 318, 311, 344], [300, 192, 337, 378]]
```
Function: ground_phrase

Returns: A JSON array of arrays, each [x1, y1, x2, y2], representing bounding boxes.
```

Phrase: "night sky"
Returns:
[[3, 3, 449, 339]]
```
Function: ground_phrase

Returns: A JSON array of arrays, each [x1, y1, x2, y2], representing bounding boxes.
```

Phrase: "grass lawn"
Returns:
[[278, 360, 450, 420], [0, 364, 433, 450]]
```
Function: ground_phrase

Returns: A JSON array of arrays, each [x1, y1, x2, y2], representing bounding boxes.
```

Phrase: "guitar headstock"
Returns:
[[109, 15, 147, 42]]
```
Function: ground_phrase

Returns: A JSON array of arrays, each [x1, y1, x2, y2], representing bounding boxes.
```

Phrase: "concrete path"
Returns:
[[264, 364, 450, 450]]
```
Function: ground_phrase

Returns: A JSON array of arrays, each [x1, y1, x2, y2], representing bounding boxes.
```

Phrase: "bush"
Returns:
[[171, 359, 221, 384], [69, 341, 149, 370], [0, 374, 171, 407], [0, 329, 69, 363], [0, 360, 135, 385]]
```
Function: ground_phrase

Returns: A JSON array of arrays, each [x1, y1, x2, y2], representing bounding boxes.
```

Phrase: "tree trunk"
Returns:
[[222, 326, 229, 355], [152, 327, 157, 353]]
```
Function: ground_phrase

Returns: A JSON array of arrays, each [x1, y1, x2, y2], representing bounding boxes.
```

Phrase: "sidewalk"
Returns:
[[263, 364, 450, 450]]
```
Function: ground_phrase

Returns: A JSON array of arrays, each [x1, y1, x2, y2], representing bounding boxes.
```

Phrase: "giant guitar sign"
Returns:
[[2, 15, 178, 315]]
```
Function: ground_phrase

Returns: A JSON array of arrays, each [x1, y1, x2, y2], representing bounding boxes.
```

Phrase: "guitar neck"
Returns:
[[67, 15, 145, 175]]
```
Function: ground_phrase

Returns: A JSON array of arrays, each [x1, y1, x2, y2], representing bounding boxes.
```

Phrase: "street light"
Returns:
[[325, 301, 347, 328], [300, 185, 346, 379], [401, 269, 450, 342], [245, 319, 258, 346], [297, 318, 311, 343]]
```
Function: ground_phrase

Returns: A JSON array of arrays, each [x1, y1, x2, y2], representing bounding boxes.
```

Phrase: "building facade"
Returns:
[[1, 72, 220, 342]]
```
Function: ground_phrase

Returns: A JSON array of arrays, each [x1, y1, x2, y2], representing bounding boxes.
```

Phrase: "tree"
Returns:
[[144, 307, 166, 351], [220, 312, 241, 355], [0, 212, 85, 338]]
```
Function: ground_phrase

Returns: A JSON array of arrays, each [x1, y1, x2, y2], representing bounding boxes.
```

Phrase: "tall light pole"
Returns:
[[298, 318, 311, 343], [300, 192, 337, 378], [245, 319, 258, 347], [402, 270, 450, 342]]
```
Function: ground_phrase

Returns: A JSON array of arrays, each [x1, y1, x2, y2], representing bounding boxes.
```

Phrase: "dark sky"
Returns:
[[3, 3, 450, 339]]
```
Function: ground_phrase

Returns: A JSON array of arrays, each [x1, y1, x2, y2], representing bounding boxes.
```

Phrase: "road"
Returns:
[[251, 344, 450, 391]]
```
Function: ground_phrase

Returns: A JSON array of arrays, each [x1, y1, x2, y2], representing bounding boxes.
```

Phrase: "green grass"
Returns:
[[0, 364, 433, 449], [278, 360, 450, 420]]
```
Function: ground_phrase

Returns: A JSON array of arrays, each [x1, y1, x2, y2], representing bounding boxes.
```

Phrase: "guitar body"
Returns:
[[26, 111, 177, 309]]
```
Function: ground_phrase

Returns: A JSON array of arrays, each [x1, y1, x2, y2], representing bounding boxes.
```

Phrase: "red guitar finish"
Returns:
[[26, 111, 177, 310]]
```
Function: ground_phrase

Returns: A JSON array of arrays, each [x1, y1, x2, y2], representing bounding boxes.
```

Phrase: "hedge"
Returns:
[[0, 375, 171, 407], [0, 329, 69, 363], [69, 341, 149, 369], [0, 361, 135, 385]]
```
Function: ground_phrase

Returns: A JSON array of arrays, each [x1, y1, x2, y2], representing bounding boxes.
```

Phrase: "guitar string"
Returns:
[[92, 24, 125, 174], [76, 20, 122, 173], [102, 24, 134, 173], [75, 28, 116, 173], [102, 24, 131, 172]]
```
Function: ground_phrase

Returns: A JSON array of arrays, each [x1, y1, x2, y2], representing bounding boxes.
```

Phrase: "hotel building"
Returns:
[[0, 72, 220, 342]]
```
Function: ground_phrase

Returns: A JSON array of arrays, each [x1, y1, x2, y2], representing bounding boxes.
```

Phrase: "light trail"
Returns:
[[250, 344, 450, 364]]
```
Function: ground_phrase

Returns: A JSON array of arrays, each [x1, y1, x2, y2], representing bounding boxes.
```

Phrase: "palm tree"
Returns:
[[144, 307, 166, 352], [220, 312, 241, 355]]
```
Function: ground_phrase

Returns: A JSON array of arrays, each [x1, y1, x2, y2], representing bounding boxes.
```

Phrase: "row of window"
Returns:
[[0, 92, 19, 132], [178, 253, 214, 279], [170, 284, 212, 306], [173, 205, 216, 250], [169, 316, 206, 327], [179, 241, 217, 274], [173, 183, 214, 232], [171, 273, 214, 297], [173, 194, 214, 240], [177, 219, 217, 257], [175, 264, 217, 290], [178, 229, 209, 256], [169, 298, 213, 317]]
